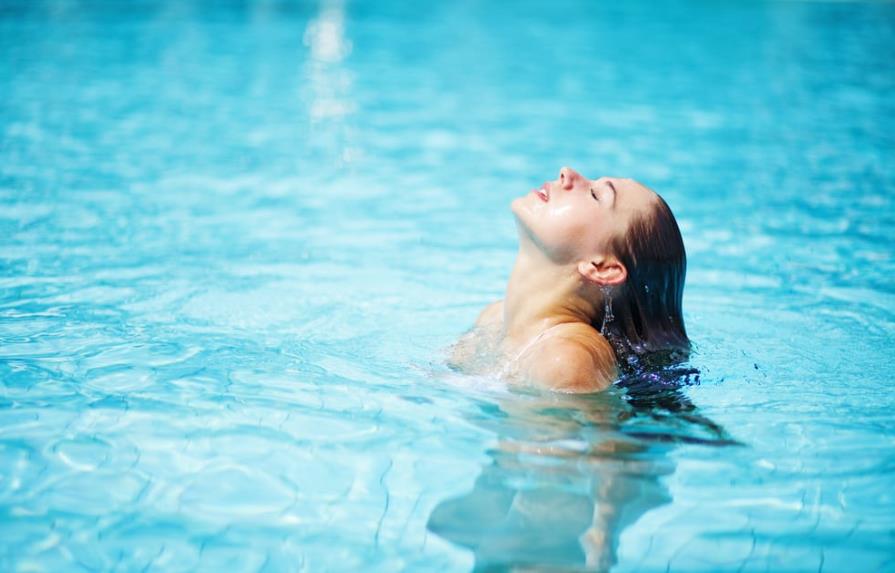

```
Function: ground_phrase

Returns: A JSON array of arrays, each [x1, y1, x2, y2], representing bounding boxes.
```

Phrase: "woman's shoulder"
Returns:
[[523, 323, 617, 393], [446, 300, 504, 372], [474, 300, 504, 328]]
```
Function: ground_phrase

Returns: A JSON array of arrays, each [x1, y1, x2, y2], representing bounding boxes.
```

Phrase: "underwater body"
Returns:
[[1, 0, 894, 571]]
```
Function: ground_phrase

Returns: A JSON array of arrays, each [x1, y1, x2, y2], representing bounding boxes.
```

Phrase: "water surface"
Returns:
[[1, 0, 894, 571]]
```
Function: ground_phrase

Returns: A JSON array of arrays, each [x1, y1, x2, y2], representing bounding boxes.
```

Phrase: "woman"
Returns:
[[448, 166, 689, 393]]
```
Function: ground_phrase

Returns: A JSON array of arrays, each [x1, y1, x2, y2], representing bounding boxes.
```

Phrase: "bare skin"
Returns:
[[449, 167, 660, 393]]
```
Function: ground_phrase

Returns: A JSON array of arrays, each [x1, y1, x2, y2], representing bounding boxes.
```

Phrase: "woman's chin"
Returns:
[[510, 194, 534, 218]]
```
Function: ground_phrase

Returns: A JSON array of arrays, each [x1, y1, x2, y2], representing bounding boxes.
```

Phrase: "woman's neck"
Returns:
[[502, 247, 596, 342]]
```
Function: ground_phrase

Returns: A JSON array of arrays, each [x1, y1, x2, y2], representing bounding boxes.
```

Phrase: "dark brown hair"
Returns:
[[600, 193, 689, 369]]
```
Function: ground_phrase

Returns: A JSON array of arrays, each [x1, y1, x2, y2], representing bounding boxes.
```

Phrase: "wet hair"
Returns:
[[599, 192, 689, 372]]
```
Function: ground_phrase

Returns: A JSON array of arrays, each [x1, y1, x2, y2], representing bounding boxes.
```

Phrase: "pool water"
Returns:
[[2, 0, 894, 571]]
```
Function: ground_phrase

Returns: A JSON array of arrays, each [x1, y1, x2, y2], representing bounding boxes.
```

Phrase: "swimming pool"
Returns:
[[1, 0, 893, 570]]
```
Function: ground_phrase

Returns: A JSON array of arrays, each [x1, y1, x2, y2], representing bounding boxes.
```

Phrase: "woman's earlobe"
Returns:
[[578, 258, 627, 286]]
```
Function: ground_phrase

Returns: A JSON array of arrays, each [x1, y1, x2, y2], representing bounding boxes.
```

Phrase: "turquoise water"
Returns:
[[2, 0, 894, 571]]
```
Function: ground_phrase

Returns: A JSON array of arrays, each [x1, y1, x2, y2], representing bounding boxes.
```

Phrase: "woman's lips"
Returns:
[[533, 184, 549, 202]]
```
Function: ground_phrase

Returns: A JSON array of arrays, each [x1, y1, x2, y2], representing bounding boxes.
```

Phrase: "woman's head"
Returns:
[[511, 166, 689, 360]]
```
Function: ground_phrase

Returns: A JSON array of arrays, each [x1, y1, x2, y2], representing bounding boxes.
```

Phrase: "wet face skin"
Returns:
[[511, 166, 658, 266]]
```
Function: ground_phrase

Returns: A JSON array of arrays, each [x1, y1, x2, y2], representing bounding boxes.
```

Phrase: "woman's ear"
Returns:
[[577, 256, 627, 286]]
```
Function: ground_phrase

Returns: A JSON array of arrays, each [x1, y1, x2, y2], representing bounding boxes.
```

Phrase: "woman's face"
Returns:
[[511, 167, 658, 263]]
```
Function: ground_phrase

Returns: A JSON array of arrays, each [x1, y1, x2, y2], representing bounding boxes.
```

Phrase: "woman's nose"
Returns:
[[559, 166, 583, 190]]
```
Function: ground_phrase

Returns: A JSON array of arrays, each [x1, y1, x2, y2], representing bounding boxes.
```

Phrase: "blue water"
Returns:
[[2, 0, 894, 571]]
